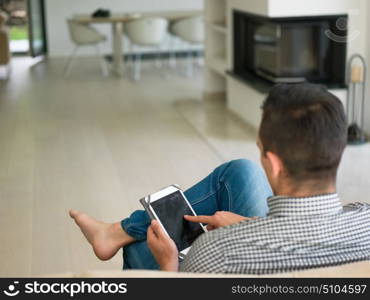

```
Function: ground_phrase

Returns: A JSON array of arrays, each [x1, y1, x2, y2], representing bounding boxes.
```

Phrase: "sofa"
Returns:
[[0, 11, 11, 79]]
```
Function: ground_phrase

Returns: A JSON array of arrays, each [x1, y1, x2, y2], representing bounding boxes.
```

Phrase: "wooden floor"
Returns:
[[0, 57, 369, 276]]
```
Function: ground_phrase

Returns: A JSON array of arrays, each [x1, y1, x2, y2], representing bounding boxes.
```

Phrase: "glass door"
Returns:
[[1, 0, 29, 54], [27, 0, 47, 57]]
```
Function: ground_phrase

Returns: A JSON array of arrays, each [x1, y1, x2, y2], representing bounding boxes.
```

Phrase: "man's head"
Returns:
[[258, 83, 347, 195]]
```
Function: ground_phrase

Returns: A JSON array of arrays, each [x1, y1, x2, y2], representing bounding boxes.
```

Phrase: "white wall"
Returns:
[[44, 0, 203, 57], [227, 0, 269, 16]]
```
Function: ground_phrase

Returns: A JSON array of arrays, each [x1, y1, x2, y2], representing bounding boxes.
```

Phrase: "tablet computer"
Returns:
[[140, 185, 207, 259]]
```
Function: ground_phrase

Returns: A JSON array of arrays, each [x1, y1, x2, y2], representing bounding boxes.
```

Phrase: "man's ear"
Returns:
[[265, 151, 284, 177]]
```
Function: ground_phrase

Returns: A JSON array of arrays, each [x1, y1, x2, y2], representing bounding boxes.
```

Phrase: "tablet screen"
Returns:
[[150, 191, 204, 251]]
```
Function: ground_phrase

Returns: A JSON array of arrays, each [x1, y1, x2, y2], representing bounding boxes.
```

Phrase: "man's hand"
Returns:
[[147, 220, 179, 272], [185, 211, 257, 231]]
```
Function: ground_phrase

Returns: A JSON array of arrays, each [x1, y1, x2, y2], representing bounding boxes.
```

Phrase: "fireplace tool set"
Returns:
[[346, 54, 368, 145]]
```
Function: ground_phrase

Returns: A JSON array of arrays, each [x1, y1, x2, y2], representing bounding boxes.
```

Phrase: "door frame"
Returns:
[[27, 0, 48, 57]]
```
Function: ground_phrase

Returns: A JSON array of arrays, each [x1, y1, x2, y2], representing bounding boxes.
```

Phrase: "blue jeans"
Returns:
[[121, 159, 272, 269]]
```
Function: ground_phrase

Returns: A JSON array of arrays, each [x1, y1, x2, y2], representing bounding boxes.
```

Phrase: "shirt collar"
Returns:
[[267, 193, 343, 217]]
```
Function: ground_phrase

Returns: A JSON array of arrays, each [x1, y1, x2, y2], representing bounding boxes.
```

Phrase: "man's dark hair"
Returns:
[[259, 83, 347, 182]]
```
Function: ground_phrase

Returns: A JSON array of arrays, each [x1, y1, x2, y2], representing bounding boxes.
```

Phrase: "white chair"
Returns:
[[167, 21, 191, 68], [167, 21, 181, 68], [64, 19, 108, 77], [171, 16, 204, 77], [125, 17, 168, 81]]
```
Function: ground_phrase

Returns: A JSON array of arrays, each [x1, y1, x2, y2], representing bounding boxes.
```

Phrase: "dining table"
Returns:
[[73, 10, 203, 77]]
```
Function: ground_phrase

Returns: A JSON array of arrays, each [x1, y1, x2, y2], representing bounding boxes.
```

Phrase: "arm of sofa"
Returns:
[[45, 261, 369, 278]]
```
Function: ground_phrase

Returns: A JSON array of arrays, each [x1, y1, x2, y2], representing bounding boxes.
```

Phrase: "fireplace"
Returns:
[[232, 11, 347, 88]]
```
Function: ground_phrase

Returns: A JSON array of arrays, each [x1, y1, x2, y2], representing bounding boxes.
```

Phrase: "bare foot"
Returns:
[[69, 210, 135, 261]]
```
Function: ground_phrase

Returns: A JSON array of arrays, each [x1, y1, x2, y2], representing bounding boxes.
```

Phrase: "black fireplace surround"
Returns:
[[231, 11, 347, 91]]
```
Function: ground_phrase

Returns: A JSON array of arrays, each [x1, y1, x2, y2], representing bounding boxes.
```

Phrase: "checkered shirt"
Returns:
[[180, 194, 370, 274]]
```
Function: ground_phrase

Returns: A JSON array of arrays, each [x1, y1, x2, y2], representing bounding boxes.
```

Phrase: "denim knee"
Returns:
[[221, 159, 262, 180], [121, 210, 151, 241], [229, 158, 259, 171], [122, 241, 159, 270], [220, 159, 271, 216]]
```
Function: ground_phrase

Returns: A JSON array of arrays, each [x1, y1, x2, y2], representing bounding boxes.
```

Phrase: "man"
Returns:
[[70, 83, 370, 274]]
